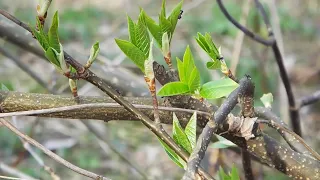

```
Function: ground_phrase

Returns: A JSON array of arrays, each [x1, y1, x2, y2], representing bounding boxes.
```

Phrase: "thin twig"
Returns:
[[216, 0, 274, 46], [230, 0, 251, 74], [298, 90, 320, 109], [0, 163, 39, 180], [0, 10, 213, 179], [256, 119, 320, 161], [0, 118, 111, 180]]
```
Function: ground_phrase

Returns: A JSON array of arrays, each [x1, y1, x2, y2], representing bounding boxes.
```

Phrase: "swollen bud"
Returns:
[[69, 79, 78, 97], [144, 39, 155, 81], [85, 41, 100, 68], [161, 32, 170, 57]]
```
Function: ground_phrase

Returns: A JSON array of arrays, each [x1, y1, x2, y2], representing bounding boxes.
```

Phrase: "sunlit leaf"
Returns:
[[182, 46, 195, 83], [231, 164, 240, 180], [115, 39, 147, 72], [200, 78, 238, 99], [143, 11, 162, 47], [185, 112, 197, 150], [157, 82, 189, 96]]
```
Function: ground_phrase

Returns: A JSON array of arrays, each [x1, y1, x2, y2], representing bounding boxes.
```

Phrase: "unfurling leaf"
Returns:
[[173, 113, 192, 153], [185, 112, 197, 150], [45, 47, 60, 70], [161, 32, 170, 57], [200, 78, 239, 99], [115, 39, 146, 72], [48, 11, 60, 53], [135, 12, 150, 57], [58, 44, 68, 73], [260, 93, 273, 108], [86, 41, 100, 67], [157, 82, 189, 96], [188, 67, 200, 92], [177, 58, 185, 83], [158, 138, 186, 169], [144, 39, 154, 80]]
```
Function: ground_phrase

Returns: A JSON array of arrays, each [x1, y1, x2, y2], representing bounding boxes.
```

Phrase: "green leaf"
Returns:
[[135, 12, 150, 57], [206, 61, 221, 70], [188, 67, 200, 92], [88, 41, 100, 64], [168, 1, 183, 35], [177, 58, 185, 83], [48, 11, 61, 53], [200, 78, 239, 99], [143, 11, 162, 47], [185, 112, 197, 150], [183, 46, 195, 83], [260, 93, 273, 108], [158, 137, 186, 169], [115, 39, 147, 72], [58, 44, 68, 73], [157, 82, 189, 96], [161, 0, 167, 18], [33, 28, 50, 51], [231, 165, 240, 180], [0, 84, 9, 91], [210, 135, 236, 149], [196, 33, 210, 53], [127, 15, 136, 45], [173, 113, 192, 153], [219, 167, 231, 180], [159, 15, 172, 38], [45, 47, 60, 68]]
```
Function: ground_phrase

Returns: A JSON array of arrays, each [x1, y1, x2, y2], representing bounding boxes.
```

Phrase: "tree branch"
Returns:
[[298, 90, 320, 109]]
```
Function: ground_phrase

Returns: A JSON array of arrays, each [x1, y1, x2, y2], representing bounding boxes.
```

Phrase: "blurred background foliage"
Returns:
[[0, 0, 319, 179]]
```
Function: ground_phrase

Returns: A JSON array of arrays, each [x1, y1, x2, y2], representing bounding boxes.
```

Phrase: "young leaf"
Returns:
[[177, 58, 185, 83], [135, 12, 150, 57], [260, 93, 273, 108], [185, 112, 197, 150], [182, 46, 195, 83], [162, 32, 170, 56], [206, 61, 221, 70], [195, 33, 210, 53], [157, 82, 189, 96], [230, 164, 240, 180], [0, 84, 9, 91], [219, 167, 231, 180], [33, 28, 50, 51], [159, 15, 172, 38], [88, 41, 100, 64], [210, 135, 236, 149], [142, 11, 162, 47], [172, 113, 192, 153], [48, 11, 61, 53], [45, 47, 60, 69], [200, 78, 239, 99], [158, 138, 186, 169], [168, 1, 183, 35], [58, 44, 68, 73], [127, 15, 136, 45], [115, 39, 147, 72], [144, 39, 154, 80], [188, 67, 200, 92]]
